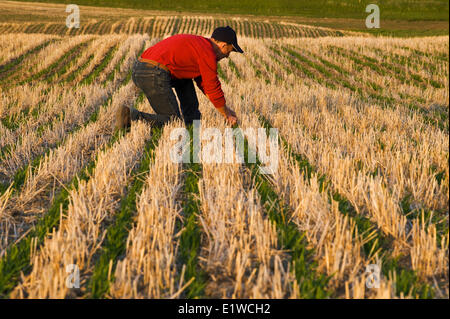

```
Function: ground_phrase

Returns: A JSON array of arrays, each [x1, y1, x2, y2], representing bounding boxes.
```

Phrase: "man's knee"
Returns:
[[184, 110, 201, 126]]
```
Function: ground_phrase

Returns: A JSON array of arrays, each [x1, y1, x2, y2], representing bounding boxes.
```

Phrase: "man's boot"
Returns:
[[138, 112, 171, 127], [115, 105, 141, 130], [115, 105, 173, 129]]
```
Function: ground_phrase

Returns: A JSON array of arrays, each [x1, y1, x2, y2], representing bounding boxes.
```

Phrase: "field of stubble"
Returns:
[[0, 3, 448, 299]]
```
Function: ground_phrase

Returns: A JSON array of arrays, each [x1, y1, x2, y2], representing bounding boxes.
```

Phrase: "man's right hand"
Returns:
[[218, 106, 238, 126], [225, 107, 238, 125]]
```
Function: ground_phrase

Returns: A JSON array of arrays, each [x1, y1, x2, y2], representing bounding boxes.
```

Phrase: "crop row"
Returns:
[[0, 34, 447, 299], [0, 18, 347, 39], [217, 43, 448, 297]]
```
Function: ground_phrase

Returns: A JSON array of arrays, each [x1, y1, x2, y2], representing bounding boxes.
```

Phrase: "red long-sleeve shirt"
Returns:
[[141, 34, 226, 109]]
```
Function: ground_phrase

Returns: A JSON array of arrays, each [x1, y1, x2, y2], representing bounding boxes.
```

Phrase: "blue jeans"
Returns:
[[131, 59, 201, 126]]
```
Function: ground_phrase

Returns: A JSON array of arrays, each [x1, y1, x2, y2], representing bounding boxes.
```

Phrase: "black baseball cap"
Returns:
[[211, 26, 244, 54]]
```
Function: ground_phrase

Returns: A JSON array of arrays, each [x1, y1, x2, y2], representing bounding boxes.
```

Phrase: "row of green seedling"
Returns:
[[283, 44, 385, 98], [29, 40, 123, 125], [260, 99, 447, 249], [80, 44, 119, 86], [280, 45, 384, 96], [176, 124, 207, 298], [0, 87, 69, 176], [88, 124, 163, 298], [325, 46, 447, 130], [327, 45, 448, 131], [0, 40, 148, 195], [227, 58, 242, 80], [216, 62, 229, 84], [400, 46, 449, 64], [264, 46, 448, 213], [263, 47, 297, 78], [337, 45, 447, 96], [219, 60, 330, 298], [258, 114, 435, 298], [328, 46, 431, 89], [1, 39, 100, 132], [0, 83, 70, 136], [0, 127, 127, 298], [0, 45, 162, 297], [286, 43, 434, 116], [103, 39, 148, 87], [0, 40, 147, 291], [62, 42, 120, 85], [283, 44, 448, 131], [44, 40, 98, 84], [371, 47, 445, 81], [0, 65, 136, 197], [1, 43, 122, 161], [399, 193, 449, 249], [16, 39, 94, 86], [102, 47, 129, 86], [233, 123, 332, 298], [0, 39, 56, 81], [292, 45, 385, 93], [269, 46, 335, 89], [250, 52, 284, 84], [328, 46, 443, 89]]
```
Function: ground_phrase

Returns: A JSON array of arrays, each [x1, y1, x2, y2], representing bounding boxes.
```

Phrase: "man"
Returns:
[[116, 26, 243, 130]]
